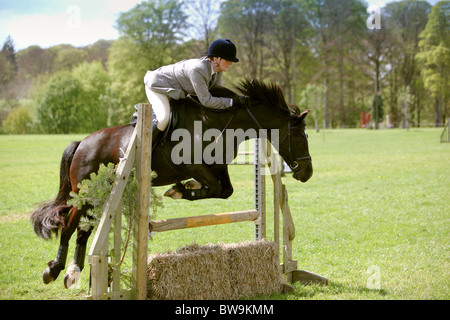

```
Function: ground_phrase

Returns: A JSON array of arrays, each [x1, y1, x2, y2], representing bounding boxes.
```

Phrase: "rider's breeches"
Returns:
[[145, 86, 170, 131]]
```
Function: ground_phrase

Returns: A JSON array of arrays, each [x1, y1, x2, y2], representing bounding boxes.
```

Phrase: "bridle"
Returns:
[[244, 99, 312, 171]]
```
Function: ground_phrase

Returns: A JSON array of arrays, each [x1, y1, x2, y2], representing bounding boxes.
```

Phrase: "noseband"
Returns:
[[282, 121, 312, 170]]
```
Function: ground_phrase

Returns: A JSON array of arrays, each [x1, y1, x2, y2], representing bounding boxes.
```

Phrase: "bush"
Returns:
[[3, 106, 32, 134]]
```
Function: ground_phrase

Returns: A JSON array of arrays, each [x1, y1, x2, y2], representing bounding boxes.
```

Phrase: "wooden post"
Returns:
[[254, 139, 266, 240], [87, 125, 137, 300], [89, 248, 108, 300], [88, 128, 137, 257], [87, 103, 153, 300], [131, 103, 152, 300], [264, 139, 280, 256], [112, 200, 123, 292]]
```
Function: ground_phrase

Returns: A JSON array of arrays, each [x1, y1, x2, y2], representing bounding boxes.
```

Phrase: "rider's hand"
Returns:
[[233, 96, 249, 108]]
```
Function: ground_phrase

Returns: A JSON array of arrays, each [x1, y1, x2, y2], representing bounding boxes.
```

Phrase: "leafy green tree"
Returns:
[[416, 1, 450, 126], [108, 37, 149, 121], [303, 0, 367, 128], [54, 45, 87, 72], [384, 0, 431, 128], [36, 71, 83, 133], [109, 0, 188, 122], [72, 61, 110, 131]]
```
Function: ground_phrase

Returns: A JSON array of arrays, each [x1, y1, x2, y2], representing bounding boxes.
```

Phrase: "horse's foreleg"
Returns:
[[64, 226, 92, 289], [164, 180, 202, 199], [165, 171, 232, 200]]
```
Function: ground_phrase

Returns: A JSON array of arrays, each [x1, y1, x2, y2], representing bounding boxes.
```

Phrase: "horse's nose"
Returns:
[[293, 162, 313, 182]]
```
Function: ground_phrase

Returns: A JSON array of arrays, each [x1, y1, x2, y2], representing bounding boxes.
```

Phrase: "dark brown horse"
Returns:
[[31, 78, 312, 288]]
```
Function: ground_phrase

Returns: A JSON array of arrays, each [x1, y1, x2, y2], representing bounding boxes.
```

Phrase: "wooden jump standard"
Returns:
[[87, 103, 326, 300], [87, 103, 152, 300]]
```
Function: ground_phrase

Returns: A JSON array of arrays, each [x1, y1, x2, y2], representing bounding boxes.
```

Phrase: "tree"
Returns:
[[36, 72, 83, 133], [0, 54, 15, 90], [185, 0, 220, 53], [384, 1, 431, 128], [299, 83, 326, 132], [72, 61, 110, 131], [115, 0, 187, 64], [218, 0, 274, 79], [416, 1, 450, 126], [357, 23, 391, 129], [266, 0, 309, 104], [325, 0, 366, 127], [54, 45, 88, 72], [109, 0, 188, 122], [0, 36, 17, 93], [1, 36, 17, 74], [108, 37, 149, 121], [372, 93, 384, 126]]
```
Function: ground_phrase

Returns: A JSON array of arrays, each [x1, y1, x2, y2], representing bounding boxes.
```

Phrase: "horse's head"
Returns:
[[234, 78, 313, 183], [278, 109, 313, 182]]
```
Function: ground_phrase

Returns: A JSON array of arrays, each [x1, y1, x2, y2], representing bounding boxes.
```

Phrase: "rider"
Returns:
[[141, 39, 240, 148]]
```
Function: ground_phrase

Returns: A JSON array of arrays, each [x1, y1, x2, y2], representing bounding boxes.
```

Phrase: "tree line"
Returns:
[[0, 0, 448, 134]]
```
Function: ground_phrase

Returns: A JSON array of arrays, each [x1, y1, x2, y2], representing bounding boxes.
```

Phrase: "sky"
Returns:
[[0, 0, 441, 51]]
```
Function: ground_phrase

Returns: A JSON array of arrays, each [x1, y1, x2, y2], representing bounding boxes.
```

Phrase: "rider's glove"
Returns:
[[233, 96, 249, 108]]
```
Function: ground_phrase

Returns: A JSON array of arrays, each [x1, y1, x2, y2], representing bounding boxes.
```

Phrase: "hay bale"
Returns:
[[147, 243, 231, 299], [147, 240, 287, 300]]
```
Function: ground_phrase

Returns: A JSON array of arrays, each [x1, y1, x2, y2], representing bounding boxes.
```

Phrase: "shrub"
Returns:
[[3, 106, 32, 134]]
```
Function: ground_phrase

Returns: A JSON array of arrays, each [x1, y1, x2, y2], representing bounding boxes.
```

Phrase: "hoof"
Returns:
[[184, 180, 202, 190], [42, 266, 55, 284], [164, 186, 183, 199], [64, 264, 81, 289]]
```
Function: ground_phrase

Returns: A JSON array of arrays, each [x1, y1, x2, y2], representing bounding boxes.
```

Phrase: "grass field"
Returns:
[[0, 128, 448, 300]]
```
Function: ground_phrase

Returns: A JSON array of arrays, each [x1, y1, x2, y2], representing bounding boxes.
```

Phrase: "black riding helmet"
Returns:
[[206, 39, 239, 63]]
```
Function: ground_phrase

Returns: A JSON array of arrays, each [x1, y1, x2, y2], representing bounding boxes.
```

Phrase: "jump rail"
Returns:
[[149, 210, 259, 233]]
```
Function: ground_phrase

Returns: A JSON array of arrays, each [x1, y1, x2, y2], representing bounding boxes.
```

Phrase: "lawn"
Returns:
[[0, 128, 448, 300]]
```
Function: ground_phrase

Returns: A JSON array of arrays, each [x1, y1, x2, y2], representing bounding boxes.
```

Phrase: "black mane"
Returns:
[[234, 78, 291, 115]]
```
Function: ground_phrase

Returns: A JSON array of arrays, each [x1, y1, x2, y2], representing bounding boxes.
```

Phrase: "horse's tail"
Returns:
[[31, 141, 81, 239]]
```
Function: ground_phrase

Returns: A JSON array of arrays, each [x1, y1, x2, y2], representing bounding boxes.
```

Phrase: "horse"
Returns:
[[30, 78, 313, 289]]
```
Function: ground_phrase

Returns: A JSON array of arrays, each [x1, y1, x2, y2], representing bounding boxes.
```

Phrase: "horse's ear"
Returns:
[[299, 109, 310, 120]]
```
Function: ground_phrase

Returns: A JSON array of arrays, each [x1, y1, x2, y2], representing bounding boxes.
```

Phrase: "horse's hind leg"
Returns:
[[64, 226, 92, 289], [42, 208, 80, 284], [42, 243, 69, 284]]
